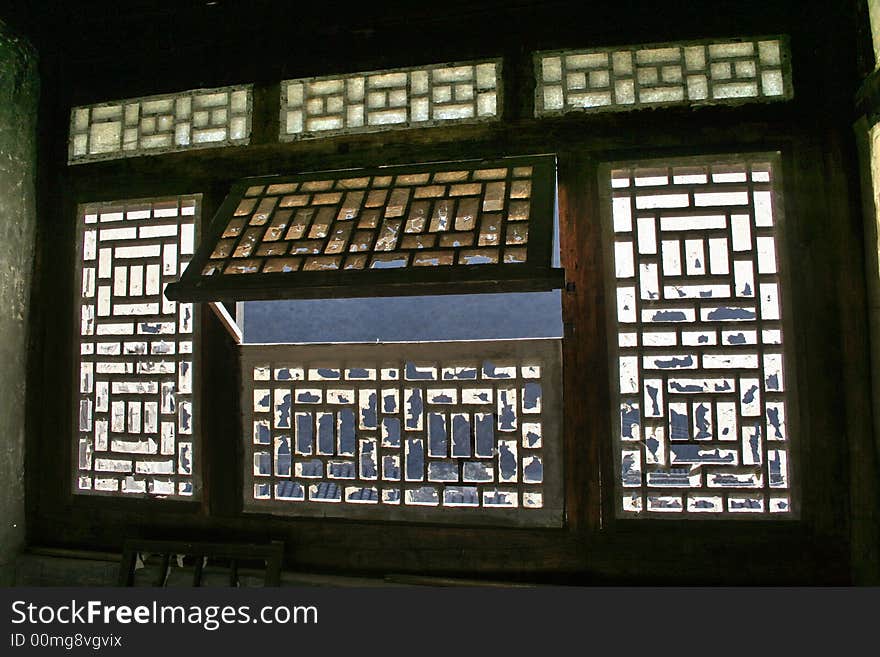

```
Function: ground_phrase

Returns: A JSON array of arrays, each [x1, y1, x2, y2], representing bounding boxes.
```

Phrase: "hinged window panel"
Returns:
[[242, 339, 563, 526], [166, 155, 562, 302]]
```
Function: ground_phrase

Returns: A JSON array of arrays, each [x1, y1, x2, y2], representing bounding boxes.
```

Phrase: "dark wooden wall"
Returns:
[[7, 0, 879, 584]]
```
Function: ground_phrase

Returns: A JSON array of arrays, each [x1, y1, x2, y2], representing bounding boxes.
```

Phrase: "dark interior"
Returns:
[[3, 0, 879, 585]]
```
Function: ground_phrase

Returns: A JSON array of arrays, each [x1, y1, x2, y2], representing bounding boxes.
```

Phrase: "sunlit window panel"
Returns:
[[536, 37, 790, 116], [242, 340, 562, 526], [165, 155, 561, 303], [605, 155, 794, 517], [69, 86, 251, 163], [75, 196, 199, 498], [280, 60, 500, 140]]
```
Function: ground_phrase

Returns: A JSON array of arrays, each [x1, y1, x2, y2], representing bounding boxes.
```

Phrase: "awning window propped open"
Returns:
[[165, 154, 563, 302]]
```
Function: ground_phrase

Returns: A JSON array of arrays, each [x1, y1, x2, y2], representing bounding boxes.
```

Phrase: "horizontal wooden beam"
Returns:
[[167, 267, 565, 302]]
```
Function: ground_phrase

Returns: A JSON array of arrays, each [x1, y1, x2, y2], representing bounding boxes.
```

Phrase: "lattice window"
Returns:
[[166, 155, 561, 302], [242, 340, 562, 526], [75, 196, 199, 497], [604, 154, 793, 516], [280, 60, 500, 140], [69, 86, 252, 163], [536, 37, 790, 116]]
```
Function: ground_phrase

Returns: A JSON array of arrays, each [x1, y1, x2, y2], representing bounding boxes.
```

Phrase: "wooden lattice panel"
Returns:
[[69, 86, 251, 163], [167, 155, 560, 302], [241, 340, 562, 526], [605, 155, 794, 516], [75, 196, 199, 497], [537, 37, 790, 115], [281, 60, 500, 140]]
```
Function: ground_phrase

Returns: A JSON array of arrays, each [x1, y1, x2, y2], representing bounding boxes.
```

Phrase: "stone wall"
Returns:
[[0, 19, 38, 586]]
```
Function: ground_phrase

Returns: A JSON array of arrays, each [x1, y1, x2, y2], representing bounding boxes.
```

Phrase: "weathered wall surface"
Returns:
[[0, 19, 38, 586], [853, 119, 880, 583], [871, 0, 880, 69]]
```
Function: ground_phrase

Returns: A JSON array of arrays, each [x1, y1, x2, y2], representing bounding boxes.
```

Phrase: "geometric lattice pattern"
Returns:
[[201, 161, 539, 276], [75, 196, 199, 498], [537, 37, 790, 116], [69, 86, 251, 164], [242, 340, 562, 526], [280, 60, 500, 140], [607, 155, 792, 516]]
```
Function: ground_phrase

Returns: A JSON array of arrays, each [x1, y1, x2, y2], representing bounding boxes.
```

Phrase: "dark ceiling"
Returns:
[[5, 0, 811, 59], [0, 1, 866, 116]]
